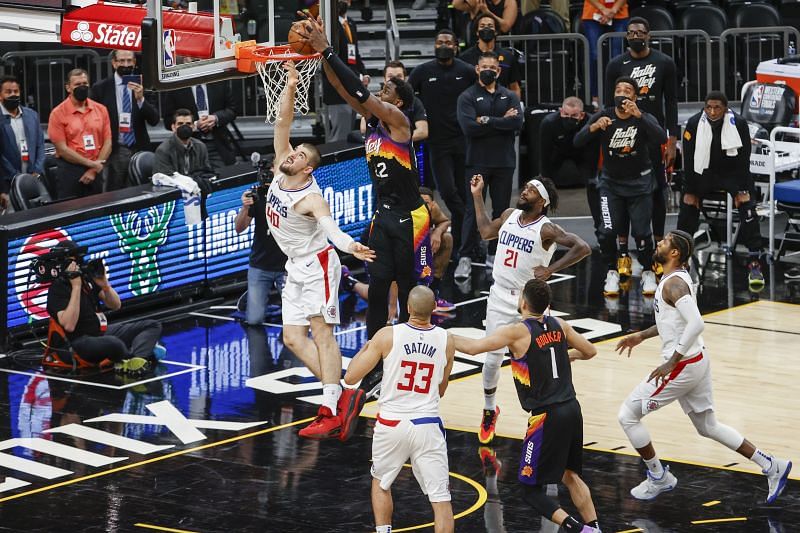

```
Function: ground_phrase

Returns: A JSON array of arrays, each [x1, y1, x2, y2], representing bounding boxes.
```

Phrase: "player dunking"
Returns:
[[453, 279, 601, 533], [299, 15, 433, 342], [268, 62, 374, 440], [344, 286, 455, 533], [470, 175, 591, 443], [616, 230, 792, 501]]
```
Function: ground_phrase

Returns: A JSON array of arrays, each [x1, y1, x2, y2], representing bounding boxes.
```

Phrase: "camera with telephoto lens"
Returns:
[[31, 243, 105, 284], [247, 152, 275, 201]]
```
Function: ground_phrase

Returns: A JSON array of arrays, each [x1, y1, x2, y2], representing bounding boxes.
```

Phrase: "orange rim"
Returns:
[[235, 42, 321, 73]]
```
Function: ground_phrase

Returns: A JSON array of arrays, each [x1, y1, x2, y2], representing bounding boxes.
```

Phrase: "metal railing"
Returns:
[[719, 26, 800, 99], [597, 30, 713, 106], [498, 33, 591, 106], [386, 0, 401, 62]]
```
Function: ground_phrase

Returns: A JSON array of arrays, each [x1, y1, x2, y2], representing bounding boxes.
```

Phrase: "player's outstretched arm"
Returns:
[[301, 193, 377, 262], [345, 327, 392, 385], [535, 223, 592, 281], [471, 174, 513, 240], [615, 325, 658, 357], [453, 323, 524, 356], [274, 61, 298, 161], [556, 318, 596, 362], [439, 334, 456, 398]]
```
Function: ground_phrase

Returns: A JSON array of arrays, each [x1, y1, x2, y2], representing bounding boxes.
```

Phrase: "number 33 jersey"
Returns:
[[378, 323, 449, 418], [493, 210, 555, 290]]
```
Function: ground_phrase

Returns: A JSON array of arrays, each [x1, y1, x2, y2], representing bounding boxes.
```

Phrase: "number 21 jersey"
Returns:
[[493, 211, 555, 290], [378, 323, 449, 418]]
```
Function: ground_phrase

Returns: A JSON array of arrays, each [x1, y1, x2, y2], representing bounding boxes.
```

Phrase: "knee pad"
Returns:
[[688, 410, 744, 450], [521, 484, 560, 519], [482, 351, 503, 390], [618, 403, 651, 449]]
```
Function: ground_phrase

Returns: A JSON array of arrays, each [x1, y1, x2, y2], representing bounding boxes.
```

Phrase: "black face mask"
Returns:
[[116, 66, 134, 77], [176, 124, 193, 140], [561, 116, 580, 132], [479, 69, 497, 86], [628, 38, 647, 54], [434, 45, 455, 61], [478, 28, 496, 43], [337, 1, 349, 16], [2, 96, 20, 111], [614, 95, 629, 109], [72, 85, 89, 102]]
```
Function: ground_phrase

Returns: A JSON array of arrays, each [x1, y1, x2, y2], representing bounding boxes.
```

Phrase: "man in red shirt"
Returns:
[[48, 69, 112, 199]]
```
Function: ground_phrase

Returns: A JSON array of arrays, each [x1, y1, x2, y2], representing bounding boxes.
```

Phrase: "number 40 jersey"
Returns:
[[378, 323, 449, 419], [493, 210, 555, 290]]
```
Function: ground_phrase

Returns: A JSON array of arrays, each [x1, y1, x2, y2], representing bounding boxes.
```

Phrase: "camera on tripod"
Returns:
[[31, 243, 105, 284], [248, 152, 275, 200]]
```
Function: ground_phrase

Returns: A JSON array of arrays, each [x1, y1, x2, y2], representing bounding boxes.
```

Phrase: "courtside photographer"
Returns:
[[44, 240, 163, 374]]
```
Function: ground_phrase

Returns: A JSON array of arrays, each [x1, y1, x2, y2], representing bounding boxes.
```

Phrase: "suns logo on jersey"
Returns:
[[511, 359, 531, 387], [521, 465, 534, 477]]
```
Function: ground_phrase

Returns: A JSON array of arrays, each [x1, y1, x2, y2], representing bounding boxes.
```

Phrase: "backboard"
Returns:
[[141, 0, 334, 91]]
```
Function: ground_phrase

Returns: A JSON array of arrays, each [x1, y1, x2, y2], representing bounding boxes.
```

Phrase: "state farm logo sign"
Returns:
[[62, 20, 142, 50]]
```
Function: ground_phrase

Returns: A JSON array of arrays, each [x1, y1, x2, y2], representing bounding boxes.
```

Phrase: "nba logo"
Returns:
[[750, 85, 765, 110], [163, 29, 176, 68]]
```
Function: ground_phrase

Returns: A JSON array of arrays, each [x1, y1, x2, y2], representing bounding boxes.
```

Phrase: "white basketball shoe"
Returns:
[[630, 466, 678, 500]]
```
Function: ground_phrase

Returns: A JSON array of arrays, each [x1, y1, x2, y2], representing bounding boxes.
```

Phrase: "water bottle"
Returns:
[[789, 40, 796, 56]]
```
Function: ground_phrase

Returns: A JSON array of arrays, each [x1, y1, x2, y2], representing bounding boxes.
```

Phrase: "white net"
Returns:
[[255, 49, 321, 124]]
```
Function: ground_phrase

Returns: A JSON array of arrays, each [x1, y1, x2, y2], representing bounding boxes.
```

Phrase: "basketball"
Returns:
[[288, 21, 315, 56]]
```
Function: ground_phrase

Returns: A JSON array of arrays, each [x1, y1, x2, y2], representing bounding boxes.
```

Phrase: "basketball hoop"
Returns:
[[235, 42, 322, 124]]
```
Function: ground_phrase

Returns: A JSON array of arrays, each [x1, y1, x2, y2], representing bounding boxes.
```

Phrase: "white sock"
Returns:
[[484, 393, 496, 412], [322, 384, 341, 416], [644, 455, 665, 478], [376, 525, 392, 533], [751, 448, 773, 472]]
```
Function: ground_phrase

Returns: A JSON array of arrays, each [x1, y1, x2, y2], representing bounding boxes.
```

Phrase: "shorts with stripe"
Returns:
[[624, 352, 713, 415], [281, 246, 341, 326], [367, 202, 432, 284], [371, 414, 451, 502], [518, 399, 583, 486]]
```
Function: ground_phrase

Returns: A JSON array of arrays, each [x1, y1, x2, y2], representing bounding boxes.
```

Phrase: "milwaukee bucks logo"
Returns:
[[110, 202, 175, 296]]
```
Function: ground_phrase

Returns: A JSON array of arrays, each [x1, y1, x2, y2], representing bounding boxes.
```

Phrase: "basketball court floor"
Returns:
[[1, 250, 798, 532]]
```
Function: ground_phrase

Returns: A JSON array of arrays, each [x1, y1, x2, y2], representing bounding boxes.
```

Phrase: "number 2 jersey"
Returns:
[[512, 316, 576, 413], [493, 211, 555, 291], [265, 174, 329, 259], [365, 115, 422, 210], [378, 323, 449, 419]]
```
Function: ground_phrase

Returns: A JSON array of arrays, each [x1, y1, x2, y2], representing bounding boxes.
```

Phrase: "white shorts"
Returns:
[[485, 285, 522, 348], [625, 352, 714, 416], [281, 246, 341, 326], [371, 415, 451, 503]]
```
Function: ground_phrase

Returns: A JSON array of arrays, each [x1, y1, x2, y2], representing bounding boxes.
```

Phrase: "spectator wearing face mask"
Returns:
[[458, 14, 522, 99], [455, 51, 524, 279], [407, 29, 477, 254], [153, 108, 213, 178], [453, 0, 518, 45], [90, 50, 160, 191], [48, 69, 112, 199], [0, 75, 45, 211], [574, 76, 666, 298], [539, 97, 603, 244]]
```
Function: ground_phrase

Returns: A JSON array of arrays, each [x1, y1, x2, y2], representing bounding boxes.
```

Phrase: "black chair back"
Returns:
[[128, 151, 155, 186], [680, 4, 728, 36], [10, 173, 53, 211]]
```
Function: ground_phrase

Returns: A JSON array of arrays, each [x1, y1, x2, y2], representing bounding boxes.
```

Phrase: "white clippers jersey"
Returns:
[[492, 211, 556, 290], [378, 323, 449, 418], [265, 175, 329, 259], [654, 269, 705, 361]]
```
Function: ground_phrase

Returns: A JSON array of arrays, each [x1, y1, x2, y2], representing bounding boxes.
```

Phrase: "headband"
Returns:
[[527, 179, 550, 207]]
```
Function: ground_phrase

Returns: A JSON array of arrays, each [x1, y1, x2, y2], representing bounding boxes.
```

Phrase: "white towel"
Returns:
[[152, 172, 203, 225], [693, 109, 743, 174]]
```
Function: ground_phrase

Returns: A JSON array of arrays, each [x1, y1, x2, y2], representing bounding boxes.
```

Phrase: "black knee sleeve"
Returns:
[[522, 484, 560, 519], [635, 235, 654, 269]]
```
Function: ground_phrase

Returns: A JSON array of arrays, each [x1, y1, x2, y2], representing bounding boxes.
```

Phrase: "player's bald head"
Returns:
[[407, 285, 436, 318]]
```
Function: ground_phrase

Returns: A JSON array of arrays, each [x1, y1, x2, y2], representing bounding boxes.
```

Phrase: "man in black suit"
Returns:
[[90, 50, 160, 191], [161, 80, 240, 168], [323, 0, 370, 142]]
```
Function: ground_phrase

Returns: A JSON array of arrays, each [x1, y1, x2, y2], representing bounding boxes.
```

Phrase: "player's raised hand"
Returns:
[[349, 241, 376, 262], [615, 333, 643, 358], [591, 116, 613, 132], [283, 61, 299, 87], [295, 11, 329, 53], [470, 174, 484, 196]]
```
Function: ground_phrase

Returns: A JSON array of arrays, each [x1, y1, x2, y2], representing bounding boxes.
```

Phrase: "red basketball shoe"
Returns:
[[298, 406, 341, 439], [337, 387, 366, 442], [478, 406, 500, 444]]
